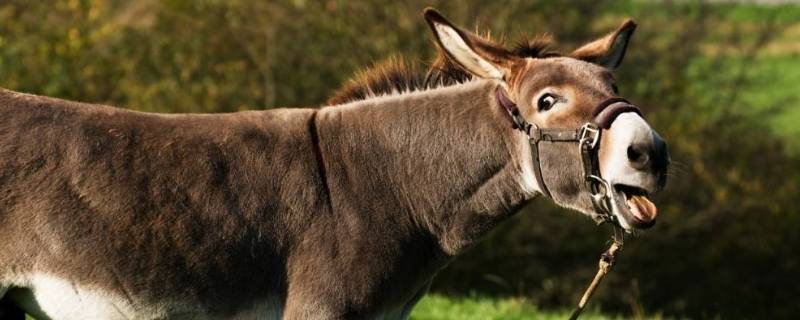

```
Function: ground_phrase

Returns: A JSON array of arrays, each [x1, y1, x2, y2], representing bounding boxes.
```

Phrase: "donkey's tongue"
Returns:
[[626, 195, 657, 222]]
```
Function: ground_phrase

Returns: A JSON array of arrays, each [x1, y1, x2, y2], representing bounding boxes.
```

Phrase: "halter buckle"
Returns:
[[586, 175, 614, 221], [579, 123, 601, 150], [528, 123, 542, 142]]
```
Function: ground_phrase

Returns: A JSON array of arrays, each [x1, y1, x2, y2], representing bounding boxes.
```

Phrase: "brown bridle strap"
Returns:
[[593, 97, 640, 129], [496, 87, 527, 131], [527, 126, 582, 198], [592, 96, 630, 117], [497, 87, 579, 198]]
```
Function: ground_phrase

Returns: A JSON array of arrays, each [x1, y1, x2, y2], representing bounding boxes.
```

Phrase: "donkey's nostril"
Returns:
[[627, 144, 649, 169]]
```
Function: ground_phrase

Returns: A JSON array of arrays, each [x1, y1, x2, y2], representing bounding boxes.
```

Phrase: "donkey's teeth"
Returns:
[[626, 194, 657, 222]]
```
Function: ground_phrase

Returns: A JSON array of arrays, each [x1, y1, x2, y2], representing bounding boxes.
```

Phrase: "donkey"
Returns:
[[0, 8, 667, 320]]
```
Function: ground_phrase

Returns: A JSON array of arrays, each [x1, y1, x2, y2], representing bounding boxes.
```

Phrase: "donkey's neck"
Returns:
[[315, 80, 538, 255]]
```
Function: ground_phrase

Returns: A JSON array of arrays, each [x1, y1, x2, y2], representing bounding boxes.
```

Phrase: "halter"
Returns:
[[496, 87, 641, 225]]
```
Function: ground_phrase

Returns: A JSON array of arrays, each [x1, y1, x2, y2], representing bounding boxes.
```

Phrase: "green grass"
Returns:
[[409, 294, 664, 320]]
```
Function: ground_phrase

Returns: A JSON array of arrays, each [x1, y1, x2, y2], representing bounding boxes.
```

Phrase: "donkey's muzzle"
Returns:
[[625, 130, 668, 189], [651, 132, 669, 190]]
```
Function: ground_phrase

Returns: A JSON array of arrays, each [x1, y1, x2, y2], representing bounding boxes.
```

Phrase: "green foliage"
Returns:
[[2, 1, 800, 319]]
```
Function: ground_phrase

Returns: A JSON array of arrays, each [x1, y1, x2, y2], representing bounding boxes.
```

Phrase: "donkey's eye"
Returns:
[[537, 93, 558, 112], [612, 84, 619, 94]]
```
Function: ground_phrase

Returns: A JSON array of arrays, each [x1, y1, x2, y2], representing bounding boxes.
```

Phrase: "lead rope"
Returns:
[[568, 226, 625, 320], [494, 87, 634, 319]]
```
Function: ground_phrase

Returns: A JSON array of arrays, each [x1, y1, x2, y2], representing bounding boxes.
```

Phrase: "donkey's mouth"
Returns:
[[612, 184, 657, 230]]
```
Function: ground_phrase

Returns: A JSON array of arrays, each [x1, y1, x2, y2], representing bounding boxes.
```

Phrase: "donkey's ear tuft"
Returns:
[[570, 19, 637, 70], [423, 8, 512, 80], [423, 7, 447, 25]]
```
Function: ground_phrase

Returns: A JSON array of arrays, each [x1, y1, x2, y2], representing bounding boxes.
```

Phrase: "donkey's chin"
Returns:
[[609, 184, 658, 231]]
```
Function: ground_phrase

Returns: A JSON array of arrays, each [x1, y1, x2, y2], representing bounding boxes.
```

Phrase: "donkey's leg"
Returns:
[[282, 290, 341, 320], [398, 279, 433, 320]]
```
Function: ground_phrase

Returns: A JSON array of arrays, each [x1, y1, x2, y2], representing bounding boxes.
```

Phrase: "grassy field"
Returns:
[[409, 294, 665, 320]]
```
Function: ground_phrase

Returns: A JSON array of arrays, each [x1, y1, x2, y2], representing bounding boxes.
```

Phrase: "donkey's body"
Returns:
[[0, 8, 668, 319], [0, 79, 533, 319]]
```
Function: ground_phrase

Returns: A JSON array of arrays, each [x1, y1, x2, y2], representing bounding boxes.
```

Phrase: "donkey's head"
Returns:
[[424, 9, 668, 231]]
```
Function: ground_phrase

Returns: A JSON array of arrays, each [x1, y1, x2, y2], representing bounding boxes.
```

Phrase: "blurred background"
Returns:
[[1, 0, 799, 319]]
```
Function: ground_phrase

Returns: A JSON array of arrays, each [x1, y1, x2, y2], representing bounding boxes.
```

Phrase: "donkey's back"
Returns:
[[0, 88, 325, 319]]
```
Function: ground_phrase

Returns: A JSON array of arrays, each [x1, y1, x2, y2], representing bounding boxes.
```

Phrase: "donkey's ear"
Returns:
[[570, 19, 636, 70], [423, 8, 515, 80]]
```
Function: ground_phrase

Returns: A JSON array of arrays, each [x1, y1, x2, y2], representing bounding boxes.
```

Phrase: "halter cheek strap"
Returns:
[[496, 87, 641, 222]]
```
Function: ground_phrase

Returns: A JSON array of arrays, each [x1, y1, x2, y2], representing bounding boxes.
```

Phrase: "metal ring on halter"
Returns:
[[586, 175, 611, 196], [586, 175, 613, 219]]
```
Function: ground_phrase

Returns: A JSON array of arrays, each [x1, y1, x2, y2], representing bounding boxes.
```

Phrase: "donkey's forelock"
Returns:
[[511, 34, 560, 59], [326, 34, 560, 106]]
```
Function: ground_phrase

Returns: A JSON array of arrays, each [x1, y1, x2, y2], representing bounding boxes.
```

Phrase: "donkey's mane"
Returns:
[[326, 35, 559, 106]]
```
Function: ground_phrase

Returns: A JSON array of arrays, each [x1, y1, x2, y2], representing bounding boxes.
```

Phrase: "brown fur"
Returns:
[[0, 81, 532, 319]]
